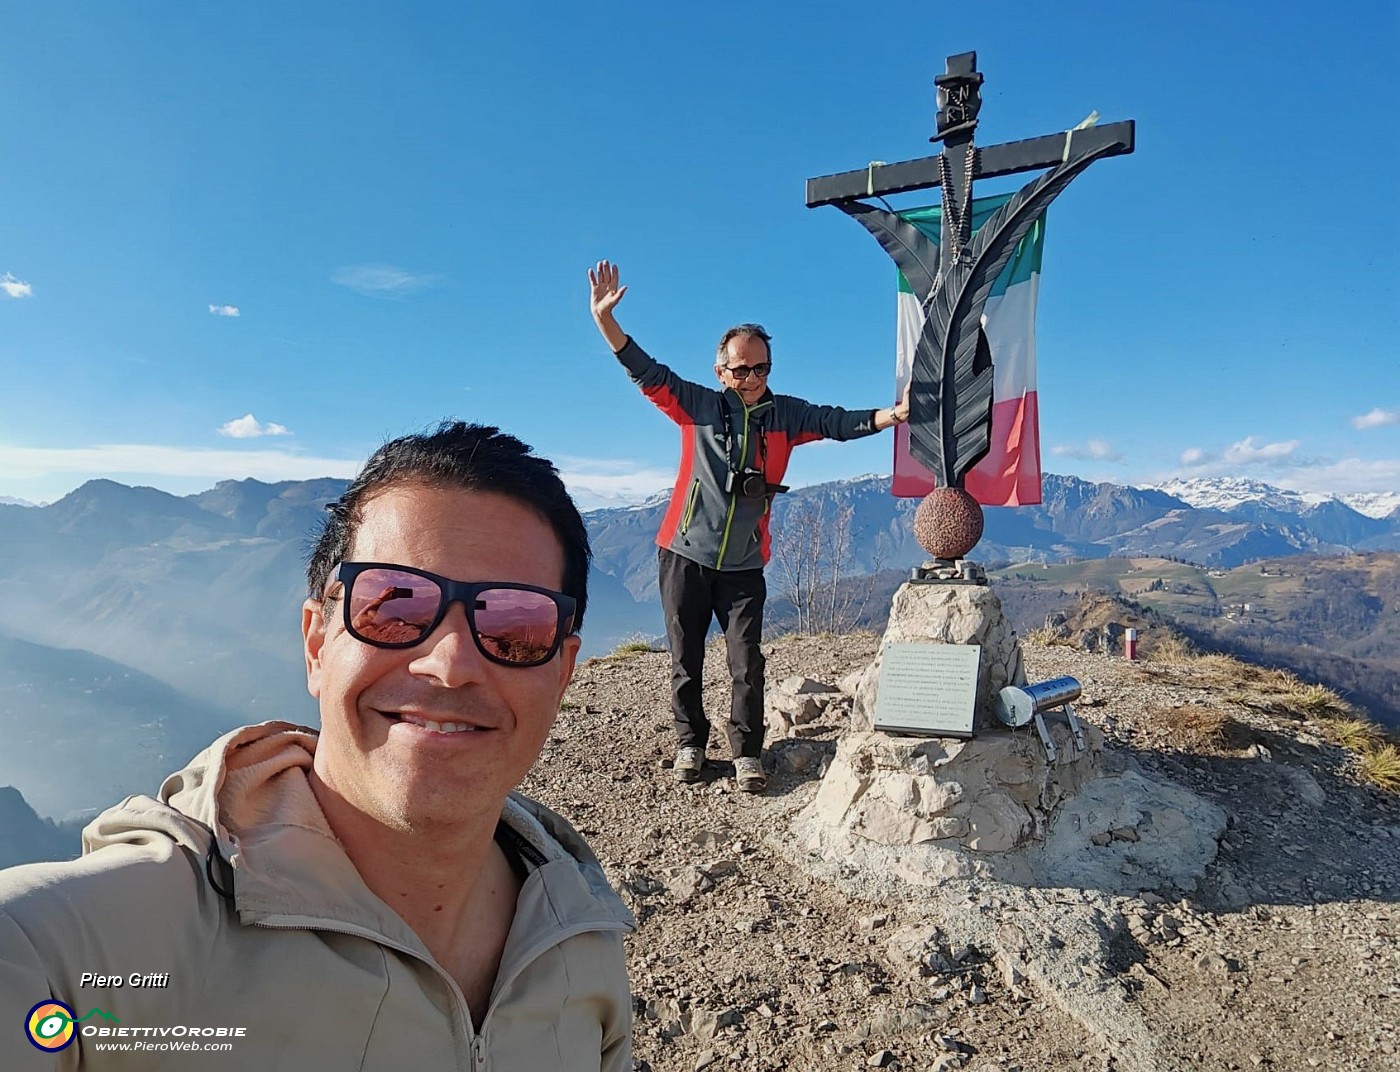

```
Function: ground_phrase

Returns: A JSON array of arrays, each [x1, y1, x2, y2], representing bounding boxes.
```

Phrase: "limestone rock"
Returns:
[[850, 583, 1026, 733], [771, 740, 826, 774], [767, 675, 843, 738], [798, 722, 1103, 864], [791, 578, 1238, 894], [1019, 765, 1227, 893], [1276, 763, 1326, 807]]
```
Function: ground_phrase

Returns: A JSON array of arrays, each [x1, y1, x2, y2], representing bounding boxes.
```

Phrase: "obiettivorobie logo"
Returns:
[[24, 1001, 119, 1052], [22, 998, 248, 1054]]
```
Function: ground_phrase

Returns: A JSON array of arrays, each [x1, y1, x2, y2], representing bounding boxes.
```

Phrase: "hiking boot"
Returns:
[[733, 756, 767, 793], [673, 746, 705, 783]]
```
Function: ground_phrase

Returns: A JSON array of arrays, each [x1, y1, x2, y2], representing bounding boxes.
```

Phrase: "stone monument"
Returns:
[[792, 53, 1174, 886]]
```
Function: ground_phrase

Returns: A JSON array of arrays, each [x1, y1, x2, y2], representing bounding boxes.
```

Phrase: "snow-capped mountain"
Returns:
[[1340, 492, 1400, 520], [0, 496, 38, 508], [1146, 477, 1400, 520], [1148, 477, 1319, 514]]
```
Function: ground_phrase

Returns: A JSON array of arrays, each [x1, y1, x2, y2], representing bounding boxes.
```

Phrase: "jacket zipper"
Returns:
[[470, 920, 631, 1072], [715, 396, 771, 567], [715, 397, 749, 567], [250, 914, 631, 1070], [715, 496, 739, 568], [679, 478, 701, 535], [251, 918, 481, 1067]]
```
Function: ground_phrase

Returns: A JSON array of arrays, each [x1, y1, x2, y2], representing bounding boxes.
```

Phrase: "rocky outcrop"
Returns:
[[0, 786, 76, 868], [765, 676, 849, 740], [848, 583, 1025, 733], [798, 722, 1103, 859], [798, 581, 1226, 897]]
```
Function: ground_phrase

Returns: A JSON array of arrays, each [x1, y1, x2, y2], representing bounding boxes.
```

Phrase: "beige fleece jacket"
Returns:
[[0, 722, 635, 1071]]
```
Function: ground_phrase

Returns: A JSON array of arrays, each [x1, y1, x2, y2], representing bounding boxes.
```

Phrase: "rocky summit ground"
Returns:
[[519, 632, 1400, 1072]]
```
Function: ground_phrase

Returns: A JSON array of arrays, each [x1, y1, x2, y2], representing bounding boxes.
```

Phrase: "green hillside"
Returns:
[[991, 553, 1400, 727]]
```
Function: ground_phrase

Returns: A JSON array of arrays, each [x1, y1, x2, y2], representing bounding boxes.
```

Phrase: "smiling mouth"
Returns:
[[384, 712, 486, 735]]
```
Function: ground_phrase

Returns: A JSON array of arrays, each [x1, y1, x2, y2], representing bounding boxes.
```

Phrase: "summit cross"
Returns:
[[806, 51, 1135, 565]]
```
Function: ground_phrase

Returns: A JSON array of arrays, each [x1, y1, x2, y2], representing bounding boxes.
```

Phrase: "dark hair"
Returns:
[[307, 421, 591, 630], [715, 323, 772, 368]]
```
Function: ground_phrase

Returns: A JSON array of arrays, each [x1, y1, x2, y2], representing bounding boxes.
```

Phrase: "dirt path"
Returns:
[[520, 634, 1399, 1072]]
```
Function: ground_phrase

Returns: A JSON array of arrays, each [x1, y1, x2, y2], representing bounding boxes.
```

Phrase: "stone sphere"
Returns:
[[914, 487, 984, 559]]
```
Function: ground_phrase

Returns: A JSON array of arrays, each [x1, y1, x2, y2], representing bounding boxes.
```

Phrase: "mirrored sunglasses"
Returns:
[[329, 562, 576, 668]]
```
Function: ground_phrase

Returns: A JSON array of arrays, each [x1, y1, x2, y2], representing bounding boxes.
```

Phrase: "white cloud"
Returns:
[[1, 273, 33, 299], [553, 456, 676, 511], [1276, 457, 1400, 496], [1352, 408, 1399, 430], [1181, 436, 1299, 471], [1166, 436, 1400, 495], [217, 414, 293, 439], [1050, 439, 1122, 462], [208, 303, 241, 318], [331, 264, 437, 298], [1221, 436, 1300, 466]]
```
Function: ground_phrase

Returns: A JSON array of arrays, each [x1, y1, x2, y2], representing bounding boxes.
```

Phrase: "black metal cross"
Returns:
[[807, 51, 1135, 495]]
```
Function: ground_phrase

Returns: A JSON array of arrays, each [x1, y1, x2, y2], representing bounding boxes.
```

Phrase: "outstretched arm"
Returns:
[[779, 377, 911, 443], [589, 260, 629, 353]]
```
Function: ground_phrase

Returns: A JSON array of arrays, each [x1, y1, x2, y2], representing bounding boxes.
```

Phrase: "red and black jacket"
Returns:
[[615, 336, 881, 571]]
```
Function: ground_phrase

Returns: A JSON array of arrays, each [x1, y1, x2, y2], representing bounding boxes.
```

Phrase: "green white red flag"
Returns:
[[894, 193, 1044, 505]]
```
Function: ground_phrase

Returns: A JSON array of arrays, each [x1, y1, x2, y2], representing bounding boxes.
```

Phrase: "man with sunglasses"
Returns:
[[0, 422, 635, 1071], [589, 260, 909, 793]]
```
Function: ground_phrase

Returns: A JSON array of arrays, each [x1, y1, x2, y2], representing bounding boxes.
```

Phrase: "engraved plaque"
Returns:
[[873, 642, 980, 737]]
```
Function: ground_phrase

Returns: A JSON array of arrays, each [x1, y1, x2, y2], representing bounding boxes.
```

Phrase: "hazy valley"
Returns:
[[0, 471, 1396, 834]]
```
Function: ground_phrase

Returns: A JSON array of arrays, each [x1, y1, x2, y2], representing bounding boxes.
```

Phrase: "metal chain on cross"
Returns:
[[928, 146, 980, 310], [947, 152, 979, 252], [927, 154, 956, 303], [937, 154, 962, 260], [962, 146, 977, 253]]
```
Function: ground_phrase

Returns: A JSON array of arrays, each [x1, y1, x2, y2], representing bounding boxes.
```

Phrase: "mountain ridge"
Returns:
[[1149, 475, 1400, 520], [1, 471, 1394, 818]]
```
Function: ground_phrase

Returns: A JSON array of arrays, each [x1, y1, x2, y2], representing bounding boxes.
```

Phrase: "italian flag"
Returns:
[[893, 193, 1044, 506]]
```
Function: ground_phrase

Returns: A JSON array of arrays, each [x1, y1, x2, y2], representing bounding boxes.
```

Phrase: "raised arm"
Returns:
[[588, 260, 629, 353]]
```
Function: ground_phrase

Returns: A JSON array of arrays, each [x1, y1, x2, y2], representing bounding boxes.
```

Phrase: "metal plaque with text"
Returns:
[[873, 642, 981, 738]]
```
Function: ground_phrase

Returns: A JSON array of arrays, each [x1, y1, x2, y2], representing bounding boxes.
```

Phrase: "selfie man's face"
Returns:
[[302, 483, 579, 829], [717, 335, 771, 406]]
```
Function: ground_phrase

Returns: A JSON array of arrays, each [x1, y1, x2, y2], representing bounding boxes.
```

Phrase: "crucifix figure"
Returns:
[[807, 51, 1135, 576]]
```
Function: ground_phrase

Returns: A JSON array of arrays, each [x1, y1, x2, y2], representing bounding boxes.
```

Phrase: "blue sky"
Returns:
[[2, 2, 1396, 510]]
